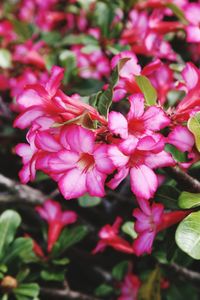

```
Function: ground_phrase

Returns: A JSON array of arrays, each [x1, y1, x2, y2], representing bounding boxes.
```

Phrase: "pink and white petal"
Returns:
[[59, 168, 87, 200], [128, 94, 144, 119], [119, 135, 138, 155], [182, 63, 199, 90], [48, 150, 79, 173], [14, 107, 43, 129], [152, 203, 164, 225], [86, 169, 106, 197], [130, 165, 158, 200], [113, 88, 127, 102], [133, 231, 155, 256], [108, 111, 128, 139], [35, 131, 62, 152], [143, 106, 170, 130], [167, 126, 194, 152], [108, 145, 129, 168], [16, 87, 46, 109], [61, 211, 77, 225], [18, 163, 31, 184], [94, 145, 115, 174], [15, 143, 33, 163], [35, 207, 49, 221], [145, 151, 174, 169], [45, 66, 64, 97], [43, 199, 60, 221], [63, 125, 94, 153], [186, 25, 200, 43], [107, 167, 129, 190]]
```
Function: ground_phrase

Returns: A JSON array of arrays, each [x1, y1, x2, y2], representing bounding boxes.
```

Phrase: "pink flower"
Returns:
[[93, 217, 134, 255], [133, 199, 191, 256], [108, 135, 174, 200], [46, 125, 114, 199], [118, 273, 141, 300], [72, 45, 110, 80], [133, 200, 164, 256], [36, 199, 77, 252], [185, 3, 200, 43], [167, 125, 194, 152]]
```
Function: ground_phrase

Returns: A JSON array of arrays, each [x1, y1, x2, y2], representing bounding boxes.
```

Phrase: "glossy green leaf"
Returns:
[[139, 267, 161, 300], [178, 191, 200, 209], [52, 258, 70, 266], [166, 3, 188, 24], [95, 284, 114, 297], [112, 260, 129, 281], [3, 237, 34, 264], [41, 270, 65, 282], [78, 195, 101, 207], [14, 283, 39, 298], [135, 75, 157, 106], [122, 222, 137, 239], [52, 226, 88, 256], [165, 144, 188, 162], [188, 112, 200, 152], [60, 34, 98, 46], [0, 210, 21, 259], [0, 49, 12, 68], [175, 211, 200, 259]]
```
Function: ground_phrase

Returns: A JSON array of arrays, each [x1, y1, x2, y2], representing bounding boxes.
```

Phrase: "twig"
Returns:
[[165, 167, 200, 193], [163, 262, 200, 283], [0, 173, 46, 204], [40, 286, 100, 300]]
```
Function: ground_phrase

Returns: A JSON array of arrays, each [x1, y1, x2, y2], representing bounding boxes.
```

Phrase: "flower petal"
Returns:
[[108, 111, 128, 139]]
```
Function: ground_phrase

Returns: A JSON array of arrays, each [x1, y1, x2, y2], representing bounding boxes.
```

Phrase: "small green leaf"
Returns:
[[52, 226, 88, 256], [10, 19, 32, 41], [78, 195, 101, 207], [122, 222, 137, 239], [14, 283, 39, 298], [0, 49, 12, 68], [40, 270, 65, 282], [188, 112, 200, 152], [52, 258, 70, 266], [175, 211, 200, 259], [59, 50, 77, 84], [112, 260, 129, 281], [41, 31, 62, 45], [17, 268, 30, 283], [0, 210, 21, 259], [3, 237, 34, 264], [135, 75, 157, 106], [0, 265, 7, 273], [166, 3, 188, 24], [178, 191, 200, 209], [139, 267, 161, 300], [95, 284, 114, 297], [60, 34, 98, 46], [165, 144, 188, 162]]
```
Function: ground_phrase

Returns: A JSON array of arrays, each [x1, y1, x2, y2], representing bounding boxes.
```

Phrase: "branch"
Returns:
[[40, 286, 100, 300], [163, 263, 200, 283], [165, 167, 200, 193], [0, 173, 46, 204]]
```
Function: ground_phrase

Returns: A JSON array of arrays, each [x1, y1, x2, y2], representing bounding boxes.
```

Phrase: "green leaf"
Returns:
[[78, 195, 101, 207], [17, 269, 30, 283], [3, 238, 34, 264], [166, 3, 188, 24], [0, 49, 12, 68], [10, 19, 32, 41], [122, 222, 137, 239], [178, 191, 200, 209], [165, 144, 188, 162], [135, 75, 157, 106], [59, 50, 77, 84], [175, 211, 200, 259], [60, 34, 98, 46], [40, 270, 65, 282], [52, 258, 70, 266], [14, 283, 39, 298], [95, 284, 114, 297], [0, 265, 7, 273], [0, 210, 21, 259], [139, 267, 161, 300], [112, 260, 129, 281], [52, 226, 88, 256], [156, 185, 179, 209], [41, 31, 62, 46], [188, 112, 200, 152]]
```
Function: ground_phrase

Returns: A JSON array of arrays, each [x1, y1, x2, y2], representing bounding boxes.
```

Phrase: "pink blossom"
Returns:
[[93, 217, 134, 254], [36, 199, 77, 252], [185, 3, 200, 43], [46, 125, 114, 199], [108, 135, 174, 200], [133, 199, 191, 256], [118, 273, 141, 300], [72, 45, 110, 80], [167, 125, 194, 152]]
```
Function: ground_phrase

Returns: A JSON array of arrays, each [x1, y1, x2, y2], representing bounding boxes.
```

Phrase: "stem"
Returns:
[[164, 263, 200, 284], [40, 287, 100, 300], [165, 167, 200, 193], [0, 173, 46, 204]]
